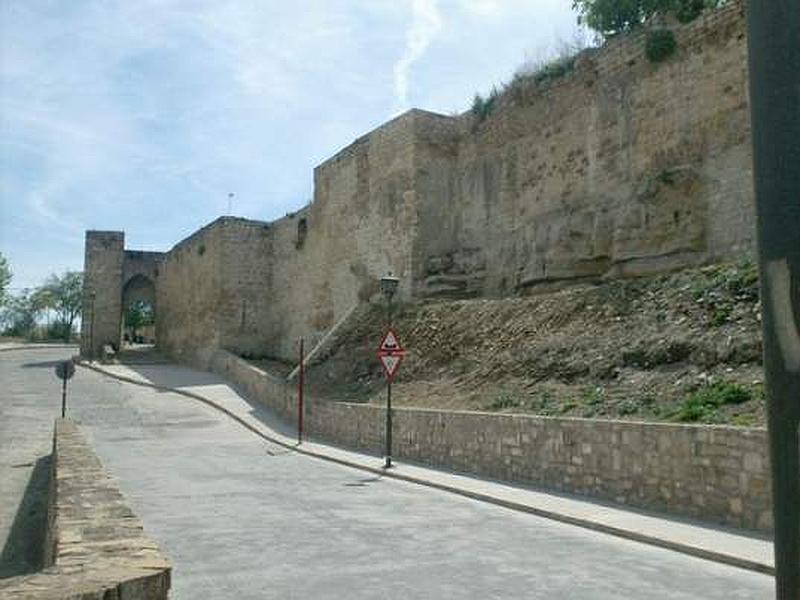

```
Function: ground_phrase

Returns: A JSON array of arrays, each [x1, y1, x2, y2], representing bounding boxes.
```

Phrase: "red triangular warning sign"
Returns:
[[379, 353, 403, 380], [377, 328, 405, 380], [378, 329, 403, 354]]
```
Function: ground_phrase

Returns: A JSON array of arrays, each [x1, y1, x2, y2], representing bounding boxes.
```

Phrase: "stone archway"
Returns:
[[122, 274, 156, 346]]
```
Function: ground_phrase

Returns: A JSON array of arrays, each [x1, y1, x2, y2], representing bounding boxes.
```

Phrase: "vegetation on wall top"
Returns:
[[572, 0, 729, 39], [470, 0, 731, 124], [646, 29, 678, 62]]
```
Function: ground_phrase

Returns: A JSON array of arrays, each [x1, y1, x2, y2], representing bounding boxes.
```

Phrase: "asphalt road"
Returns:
[[0, 348, 774, 598]]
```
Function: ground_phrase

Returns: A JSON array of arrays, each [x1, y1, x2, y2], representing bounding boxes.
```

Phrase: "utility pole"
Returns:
[[745, 1, 800, 597]]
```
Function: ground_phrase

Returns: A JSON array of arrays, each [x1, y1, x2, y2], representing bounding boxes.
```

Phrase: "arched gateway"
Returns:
[[80, 231, 165, 358]]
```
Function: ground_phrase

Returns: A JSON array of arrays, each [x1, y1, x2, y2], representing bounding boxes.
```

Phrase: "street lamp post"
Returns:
[[380, 273, 400, 469], [89, 290, 96, 362], [745, 2, 800, 597]]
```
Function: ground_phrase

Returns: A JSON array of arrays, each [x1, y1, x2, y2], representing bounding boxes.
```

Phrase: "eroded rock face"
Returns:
[[415, 2, 752, 297]]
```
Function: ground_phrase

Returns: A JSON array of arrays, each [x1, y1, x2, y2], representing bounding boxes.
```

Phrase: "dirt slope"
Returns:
[[298, 260, 765, 426]]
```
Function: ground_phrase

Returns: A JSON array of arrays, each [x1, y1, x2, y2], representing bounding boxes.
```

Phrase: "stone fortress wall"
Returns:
[[416, 1, 752, 296], [83, 1, 753, 363], [80, 232, 165, 357], [135, 0, 751, 362], [78, 1, 770, 533]]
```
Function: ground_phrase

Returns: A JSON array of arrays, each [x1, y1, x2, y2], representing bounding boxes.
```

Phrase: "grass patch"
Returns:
[[710, 306, 731, 327], [731, 413, 758, 427], [471, 35, 587, 123], [689, 257, 759, 328], [672, 381, 752, 422], [692, 257, 759, 301], [558, 401, 580, 414], [486, 393, 521, 411], [618, 400, 640, 416]]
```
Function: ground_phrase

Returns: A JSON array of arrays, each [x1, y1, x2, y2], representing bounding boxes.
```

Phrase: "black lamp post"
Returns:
[[380, 273, 399, 469], [88, 290, 96, 361], [745, 2, 800, 597]]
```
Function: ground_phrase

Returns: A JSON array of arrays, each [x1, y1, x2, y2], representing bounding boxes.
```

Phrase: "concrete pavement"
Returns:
[[88, 356, 775, 575], [0, 345, 76, 577], [1, 347, 775, 598]]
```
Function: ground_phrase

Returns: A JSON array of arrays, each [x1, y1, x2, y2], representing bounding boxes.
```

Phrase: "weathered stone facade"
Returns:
[[80, 232, 164, 357], [413, 2, 752, 296], [84, 2, 754, 362]]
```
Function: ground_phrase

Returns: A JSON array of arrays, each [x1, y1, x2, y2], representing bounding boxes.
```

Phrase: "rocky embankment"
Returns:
[[299, 259, 764, 426]]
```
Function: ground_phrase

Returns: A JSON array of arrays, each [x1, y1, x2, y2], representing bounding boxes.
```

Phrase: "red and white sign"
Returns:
[[377, 328, 405, 380]]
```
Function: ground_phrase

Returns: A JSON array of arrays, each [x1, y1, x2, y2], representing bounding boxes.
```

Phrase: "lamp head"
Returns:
[[380, 273, 400, 300]]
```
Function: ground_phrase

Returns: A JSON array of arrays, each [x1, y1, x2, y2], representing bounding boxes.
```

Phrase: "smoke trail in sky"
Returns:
[[393, 0, 442, 111]]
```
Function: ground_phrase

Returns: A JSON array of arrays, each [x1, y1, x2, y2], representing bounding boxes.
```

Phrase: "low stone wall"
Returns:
[[207, 349, 295, 420], [205, 349, 772, 533], [312, 403, 772, 532], [0, 419, 171, 599]]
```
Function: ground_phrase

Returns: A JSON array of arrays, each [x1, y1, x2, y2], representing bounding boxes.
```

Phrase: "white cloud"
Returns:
[[393, 0, 442, 112]]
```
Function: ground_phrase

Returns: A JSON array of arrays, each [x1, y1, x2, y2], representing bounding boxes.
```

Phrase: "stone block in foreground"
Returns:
[[0, 419, 171, 599]]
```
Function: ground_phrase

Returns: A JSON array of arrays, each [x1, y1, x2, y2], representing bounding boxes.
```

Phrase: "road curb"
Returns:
[[0, 344, 77, 353], [76, 360, 774, 577]]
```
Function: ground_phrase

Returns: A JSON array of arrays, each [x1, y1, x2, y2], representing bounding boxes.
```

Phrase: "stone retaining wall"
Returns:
[[0, 419, 171, 599], [205, 349, 772, 532]]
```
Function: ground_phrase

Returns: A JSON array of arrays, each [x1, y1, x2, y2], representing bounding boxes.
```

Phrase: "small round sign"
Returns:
[[55, 360, 75, 381]]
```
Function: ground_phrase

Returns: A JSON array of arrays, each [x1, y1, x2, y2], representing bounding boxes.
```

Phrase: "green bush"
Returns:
[[532, 55, 577, 84], [673, 382, 752, 422], [487, 393, 520, 410], [709, 306, 731, 327], [46, 320, 73, 341], [471, 87, 501, 122], [646, 29, 677, 63], [674, 0, 705, 22], [573, 0, 728, 38]]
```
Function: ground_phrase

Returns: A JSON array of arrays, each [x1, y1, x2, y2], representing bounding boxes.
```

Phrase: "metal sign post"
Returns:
[[55, 360, 75, 418], [377, 328, 405, 469], [298, 338, 305, 445], [745, 1, 800, 597], [378, 274, 402, 469]]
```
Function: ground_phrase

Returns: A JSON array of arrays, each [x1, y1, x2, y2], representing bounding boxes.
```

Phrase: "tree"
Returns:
[[125, 300, 154, 341], [41, 271, 83, 341], [572, 0, 723, 38], [0, 252, 11, 308], [1, 289, 39, 338]]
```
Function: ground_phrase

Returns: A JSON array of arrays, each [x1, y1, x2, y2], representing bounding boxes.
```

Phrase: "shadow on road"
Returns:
[[20, 360, 63, 369], [0, 454, 51, 578], [115, 362, 300, 440]]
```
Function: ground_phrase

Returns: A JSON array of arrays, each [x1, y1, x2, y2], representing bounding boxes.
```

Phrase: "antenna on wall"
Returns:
[[227, 192, 235, 215]]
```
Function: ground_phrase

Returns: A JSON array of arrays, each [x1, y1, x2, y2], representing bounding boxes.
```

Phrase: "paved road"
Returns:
[[0, 348, 774, 598]]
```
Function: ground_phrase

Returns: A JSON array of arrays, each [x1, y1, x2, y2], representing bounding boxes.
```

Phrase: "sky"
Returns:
[[1, 0, 582, 291]]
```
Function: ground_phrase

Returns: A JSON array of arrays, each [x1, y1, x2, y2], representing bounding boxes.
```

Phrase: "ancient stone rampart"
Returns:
[[85, 1, 754, 363], [415, 0, 751, 296], [80, 232, 164, 357]]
